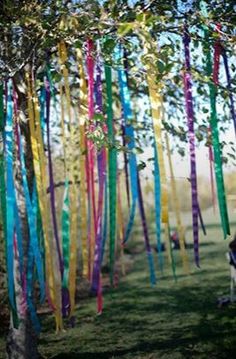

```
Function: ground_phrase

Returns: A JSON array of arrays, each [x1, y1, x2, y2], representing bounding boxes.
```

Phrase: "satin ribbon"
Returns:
[[165, 133, 189, 274], [203, 27, 230, 239], [183, 25, 200, 267], [105, 62, 117, 285], [140, 30, 172, 266], [26, 71, 62, 331], [116, 46, 138, 244]]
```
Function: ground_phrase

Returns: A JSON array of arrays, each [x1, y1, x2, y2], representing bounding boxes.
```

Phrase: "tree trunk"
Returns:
[[6, 312, 41, 359]]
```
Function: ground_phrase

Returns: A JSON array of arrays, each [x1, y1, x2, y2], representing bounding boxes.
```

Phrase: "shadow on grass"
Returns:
[[50, 332, 236, 359], [41, 240, 236, 359]]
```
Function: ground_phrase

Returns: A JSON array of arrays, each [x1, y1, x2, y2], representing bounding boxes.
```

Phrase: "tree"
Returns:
[[0, 0, 236, 358]]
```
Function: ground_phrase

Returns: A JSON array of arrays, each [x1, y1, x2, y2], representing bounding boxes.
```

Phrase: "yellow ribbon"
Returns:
[[26, 72, 63, 331], [140, 28, 171, 263]]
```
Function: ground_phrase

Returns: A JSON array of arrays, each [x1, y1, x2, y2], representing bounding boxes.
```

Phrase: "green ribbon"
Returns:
[[105, 64, 117, 285], [203, 28, 230, 238]]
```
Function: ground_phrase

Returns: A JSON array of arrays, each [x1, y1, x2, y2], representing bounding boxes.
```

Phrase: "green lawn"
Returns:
[[1, 226, 236, 358]]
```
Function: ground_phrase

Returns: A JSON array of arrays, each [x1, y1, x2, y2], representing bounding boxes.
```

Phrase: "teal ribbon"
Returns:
[[116, 46, 138, 244]]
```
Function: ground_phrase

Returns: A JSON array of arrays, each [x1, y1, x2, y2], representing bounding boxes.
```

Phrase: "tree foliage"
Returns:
[[0, 0, 235, 156]]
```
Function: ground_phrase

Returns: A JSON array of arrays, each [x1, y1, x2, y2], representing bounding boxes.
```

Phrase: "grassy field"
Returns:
[[1, 226, 236, 358]]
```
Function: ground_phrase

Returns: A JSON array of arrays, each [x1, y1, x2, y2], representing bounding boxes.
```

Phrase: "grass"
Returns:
[[1, 226, 236, 358]]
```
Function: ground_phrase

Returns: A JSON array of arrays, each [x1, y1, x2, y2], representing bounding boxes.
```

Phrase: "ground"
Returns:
[[1, 226, 236, 358]]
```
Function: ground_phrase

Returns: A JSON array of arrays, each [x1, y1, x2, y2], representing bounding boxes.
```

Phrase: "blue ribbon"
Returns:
[[116, 46, 138, 244]]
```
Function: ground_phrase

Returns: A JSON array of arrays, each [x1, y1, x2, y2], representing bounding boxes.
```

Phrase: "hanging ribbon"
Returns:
[[105, 61, 117, 285], [26, 71, 62, 331], [116, 46, 138, 244], [183, 24, 200, 267], [202, 27, 230, 239], [140, 28, 172, 268]]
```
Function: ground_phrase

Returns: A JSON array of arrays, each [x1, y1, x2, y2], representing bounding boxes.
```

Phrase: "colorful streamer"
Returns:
[[1, 24, 233, 334], [116, 46, 138, 244], [105, 61, 117, 285], [203, 27, 230, 239]]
